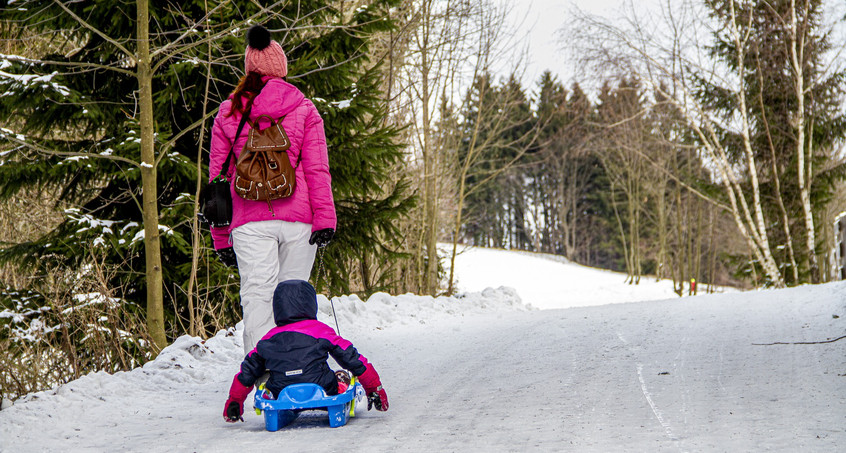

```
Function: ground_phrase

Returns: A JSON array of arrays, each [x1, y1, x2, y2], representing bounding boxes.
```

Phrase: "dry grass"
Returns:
[[0, 255, 152, 405]]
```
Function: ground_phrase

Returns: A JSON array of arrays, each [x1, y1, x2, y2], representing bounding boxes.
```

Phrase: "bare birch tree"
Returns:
[[573, 0, 846, 287], [572, 2, 775, 285], [391, 0, 525, 294]]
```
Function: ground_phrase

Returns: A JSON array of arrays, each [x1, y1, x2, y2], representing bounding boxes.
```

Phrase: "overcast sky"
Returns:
[[510, 0, 846, 95], [508, 0, 652, 91]]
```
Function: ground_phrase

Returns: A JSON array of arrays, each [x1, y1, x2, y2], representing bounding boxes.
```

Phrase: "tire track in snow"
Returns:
[[387, 314, 573, 450], [636, 364, 680, 444], [380, 315, 545, 447], [618, 331, 688, 453]]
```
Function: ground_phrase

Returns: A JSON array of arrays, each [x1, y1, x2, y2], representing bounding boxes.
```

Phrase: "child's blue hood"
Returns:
[[272, 280, 318, 326]]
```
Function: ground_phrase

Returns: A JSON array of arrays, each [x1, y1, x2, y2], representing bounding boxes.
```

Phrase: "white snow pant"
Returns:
[[231, 220, 317, 354]]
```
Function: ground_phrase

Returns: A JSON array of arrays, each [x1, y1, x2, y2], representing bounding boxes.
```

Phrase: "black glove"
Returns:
[[225, 400, 243, 422], [367, 389, 389, 411], [215, 247, 238, 268], [308, 228, 335, 248]]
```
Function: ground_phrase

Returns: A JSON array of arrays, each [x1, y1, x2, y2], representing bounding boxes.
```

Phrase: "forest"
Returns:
[[1, 0, 844, 402]]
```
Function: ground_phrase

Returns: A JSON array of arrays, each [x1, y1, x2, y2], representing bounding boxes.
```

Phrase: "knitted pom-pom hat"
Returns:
[[244, 25, 288, 78]]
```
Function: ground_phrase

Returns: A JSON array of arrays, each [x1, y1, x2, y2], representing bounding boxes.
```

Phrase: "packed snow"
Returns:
[[1, 246, 844, 452]]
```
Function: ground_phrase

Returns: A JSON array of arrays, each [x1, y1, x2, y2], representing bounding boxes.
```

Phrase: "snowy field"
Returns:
[[1, 246, 844, 452], [445, 244, 726, 309]]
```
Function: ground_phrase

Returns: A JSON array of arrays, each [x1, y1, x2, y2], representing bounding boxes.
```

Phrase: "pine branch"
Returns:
[[154, 106, 220, 165], [0, 132, 140, 168], [0, 54, 135, 76], [52, 0, 135, 64], [148, 0, 230, 60]]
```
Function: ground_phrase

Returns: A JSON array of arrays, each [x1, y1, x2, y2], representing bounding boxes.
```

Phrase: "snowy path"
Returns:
[[2, 281, 844, 452], [373, 293, 844, 452]]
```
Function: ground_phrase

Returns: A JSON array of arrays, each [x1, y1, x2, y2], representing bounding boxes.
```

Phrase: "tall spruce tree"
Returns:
[[531, 74, 612, 266], [527, 72, 567, 253], [458, 73, 536, 249], [0, 1, 411, 351], [697, 0, 846, 284]]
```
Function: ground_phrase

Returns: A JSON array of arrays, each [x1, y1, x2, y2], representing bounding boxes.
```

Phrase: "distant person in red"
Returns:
[[690, 278, 697, 296], [223, 280, 389, 422]]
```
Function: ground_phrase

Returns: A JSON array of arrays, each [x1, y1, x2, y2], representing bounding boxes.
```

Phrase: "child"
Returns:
[[223, 280, 389, 422]]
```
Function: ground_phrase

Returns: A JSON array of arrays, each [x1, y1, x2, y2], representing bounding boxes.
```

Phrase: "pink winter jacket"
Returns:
[[209, 78, 336, 249]]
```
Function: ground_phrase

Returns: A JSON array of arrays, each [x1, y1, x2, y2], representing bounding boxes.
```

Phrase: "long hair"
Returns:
[[227, 71, 267, 117]]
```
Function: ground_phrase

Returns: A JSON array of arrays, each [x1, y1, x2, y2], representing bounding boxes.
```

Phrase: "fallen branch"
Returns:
[[753, 334, 846, 346]]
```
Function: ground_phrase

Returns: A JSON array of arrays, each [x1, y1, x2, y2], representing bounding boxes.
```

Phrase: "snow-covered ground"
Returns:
[[1, 246, 844, 452], [446, 244, 728, 309]]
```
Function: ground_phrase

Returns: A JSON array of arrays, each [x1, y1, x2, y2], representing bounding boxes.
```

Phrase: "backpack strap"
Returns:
[[212, 111, 251, 182]]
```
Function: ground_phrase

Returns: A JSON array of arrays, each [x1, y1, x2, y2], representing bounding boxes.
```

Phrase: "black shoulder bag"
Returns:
[[199, 112, 250, 227]]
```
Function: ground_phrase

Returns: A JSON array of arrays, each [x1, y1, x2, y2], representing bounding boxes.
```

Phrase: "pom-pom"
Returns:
[[247, 25, 271, 50]]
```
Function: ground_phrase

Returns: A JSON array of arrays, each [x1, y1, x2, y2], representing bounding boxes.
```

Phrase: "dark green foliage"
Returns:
[[697, 0, 846, 284], [0, 0, 412, 341], [309, 62, 416, 295], [459, 73, 537, 249], [457, 71, 625, 271]]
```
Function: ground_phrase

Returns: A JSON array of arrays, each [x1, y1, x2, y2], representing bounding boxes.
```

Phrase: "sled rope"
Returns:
[[315, 246, 341, 335]]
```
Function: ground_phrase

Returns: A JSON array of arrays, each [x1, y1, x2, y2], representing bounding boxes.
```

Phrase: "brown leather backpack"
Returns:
[[234, 114, 298, 203]]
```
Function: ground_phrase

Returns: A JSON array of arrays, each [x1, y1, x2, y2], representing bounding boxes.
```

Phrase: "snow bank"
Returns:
[[316, 285, 529, 330]]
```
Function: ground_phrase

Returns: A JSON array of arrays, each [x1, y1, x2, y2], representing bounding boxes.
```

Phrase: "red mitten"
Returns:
[[358, 364, 389, 411], [367, 387, 389, 411], [223, 374, 253, 422]]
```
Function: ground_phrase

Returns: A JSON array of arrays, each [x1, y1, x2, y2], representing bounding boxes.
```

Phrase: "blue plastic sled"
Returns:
[[253, 379, 365, 431]]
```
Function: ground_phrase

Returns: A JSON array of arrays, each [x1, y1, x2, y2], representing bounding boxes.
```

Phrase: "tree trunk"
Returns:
[[674, 183, 686, 296], [757, 75, 799, 284], [656, 176, 668, 279], [447, 191, 465, 295], [137, 0, 166, 352], [789, 0, 819, 283], [420, 0, 439, 295], [729, 1, 783, 287], [693, 196, 703, 293], [360, 253, 372, 293], [187, 7, 213, 338]]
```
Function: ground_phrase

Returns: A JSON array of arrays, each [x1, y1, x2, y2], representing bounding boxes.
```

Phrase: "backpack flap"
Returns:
[[234, 115, 297, 202], [248, 115, 291, 152]]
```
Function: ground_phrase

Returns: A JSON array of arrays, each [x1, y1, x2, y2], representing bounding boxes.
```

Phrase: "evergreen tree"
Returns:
[[530, 74, 613, 266], [311, 62, 416, 296], [0, 1, 411, 351], [498, 75, 535, 250], [458, 73, 536, 249], [697, 0, 846, 284], [459, 73, 501, 247], [528, 72, 568, 253]]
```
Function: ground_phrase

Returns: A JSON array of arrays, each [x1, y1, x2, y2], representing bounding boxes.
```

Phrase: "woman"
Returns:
[[209, 25, 336, 354]]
